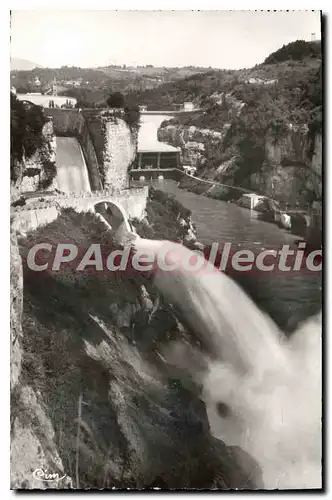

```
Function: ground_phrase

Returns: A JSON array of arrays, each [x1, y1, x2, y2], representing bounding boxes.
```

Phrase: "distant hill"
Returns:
[[98, 65, 217, 82], [138, 41, 322, 204], [125, 40, 321, 112], [10, 64, 216, 107], [10, 57, 43, 71], [263, 40, 321, 65]]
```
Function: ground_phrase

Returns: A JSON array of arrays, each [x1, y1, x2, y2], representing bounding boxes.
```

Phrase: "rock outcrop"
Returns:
[[11, 228, 72, 489], [249, 130, 322, 206], [18, 119, 57, 193], [158, 123, 229, 172], [159, 118, 322, 207]]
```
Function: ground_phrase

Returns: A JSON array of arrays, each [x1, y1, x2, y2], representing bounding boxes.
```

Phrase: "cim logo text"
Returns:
[[32, 468, 66, 483]]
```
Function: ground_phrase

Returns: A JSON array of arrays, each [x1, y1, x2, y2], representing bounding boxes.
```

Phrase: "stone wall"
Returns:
[[82, 112, 136, 190], [129, 168, 183, 182], [11, 187, 148, 234], [103, 119, 136, 190], [11, 207, 59, 234]]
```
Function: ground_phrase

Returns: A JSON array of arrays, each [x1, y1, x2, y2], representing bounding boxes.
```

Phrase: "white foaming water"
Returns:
[[133, 238, 322, 489]]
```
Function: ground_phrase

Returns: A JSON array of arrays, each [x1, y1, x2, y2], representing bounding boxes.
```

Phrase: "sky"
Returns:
[[10, 10, 321, 69]]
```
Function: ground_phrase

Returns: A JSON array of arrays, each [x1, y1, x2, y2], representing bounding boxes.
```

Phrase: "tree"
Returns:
[[106, 91, 125, 108], [123, 105, 140, 131], [263, 40, 321, 65], [10, 93, 47, 183]]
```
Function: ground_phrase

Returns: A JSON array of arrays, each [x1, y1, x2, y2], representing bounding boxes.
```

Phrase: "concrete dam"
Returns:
[[12, 109, 149, 234], [55, 137, 91, 194]]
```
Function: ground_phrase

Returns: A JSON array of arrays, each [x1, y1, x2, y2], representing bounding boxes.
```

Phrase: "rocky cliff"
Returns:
[[158, 112, 322, 207], [17, 118, 57, 193], [250, 130, 322, 205], [11, 228, 72, 489], [158, 122, 228, 171]]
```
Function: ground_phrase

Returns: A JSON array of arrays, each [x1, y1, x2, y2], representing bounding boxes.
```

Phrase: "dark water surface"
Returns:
[[152, 180, 322, 332]]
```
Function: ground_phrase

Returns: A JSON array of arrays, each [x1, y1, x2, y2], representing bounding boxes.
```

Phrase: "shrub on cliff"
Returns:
[[123, 105, 140, 132], [107, 91, 125, 109], [132, 187, 192, 242], [38, 161, 57, 190]]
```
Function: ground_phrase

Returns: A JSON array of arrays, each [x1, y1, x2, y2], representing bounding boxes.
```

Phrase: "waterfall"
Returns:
[[132, 238, 322, 489]]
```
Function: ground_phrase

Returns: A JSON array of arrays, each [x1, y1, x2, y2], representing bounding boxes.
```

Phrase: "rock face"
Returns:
[[102, 117, 136, 190], [10, 228, 71, 489], [10, 203, 262, 490], [158, 117, 321, 206], [158, 123, 229, 173], [18, 119, 57, 193], [10, 228, 23, 388], [249, 130, 322, 205]]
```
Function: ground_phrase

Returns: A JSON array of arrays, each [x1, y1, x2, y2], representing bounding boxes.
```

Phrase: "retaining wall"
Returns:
[[11, 187, 148, 234], [129, 168, 183, 182]]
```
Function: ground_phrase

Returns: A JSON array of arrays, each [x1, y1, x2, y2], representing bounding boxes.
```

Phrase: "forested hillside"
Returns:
[[10, 65, 214, 108], [148, 40, 322, 205], [126, 40, 321, 115]]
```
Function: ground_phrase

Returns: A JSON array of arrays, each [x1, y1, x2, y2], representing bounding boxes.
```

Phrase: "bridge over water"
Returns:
[[11, 186, 148, 234]]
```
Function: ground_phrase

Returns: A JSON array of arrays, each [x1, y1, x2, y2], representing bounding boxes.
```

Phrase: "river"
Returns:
[[150, 179, 322, 332]]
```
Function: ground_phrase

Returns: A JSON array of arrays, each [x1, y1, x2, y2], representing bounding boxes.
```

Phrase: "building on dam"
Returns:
[[134, 140, 181, 170]]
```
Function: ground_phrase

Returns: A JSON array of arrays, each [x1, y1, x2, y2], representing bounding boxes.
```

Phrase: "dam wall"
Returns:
[[46, 108, 136, 191], [46, 108, 101, 190]]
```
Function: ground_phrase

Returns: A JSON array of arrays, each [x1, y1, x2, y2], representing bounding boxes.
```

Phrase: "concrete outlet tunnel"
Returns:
[[93, 201, 137, 246]]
